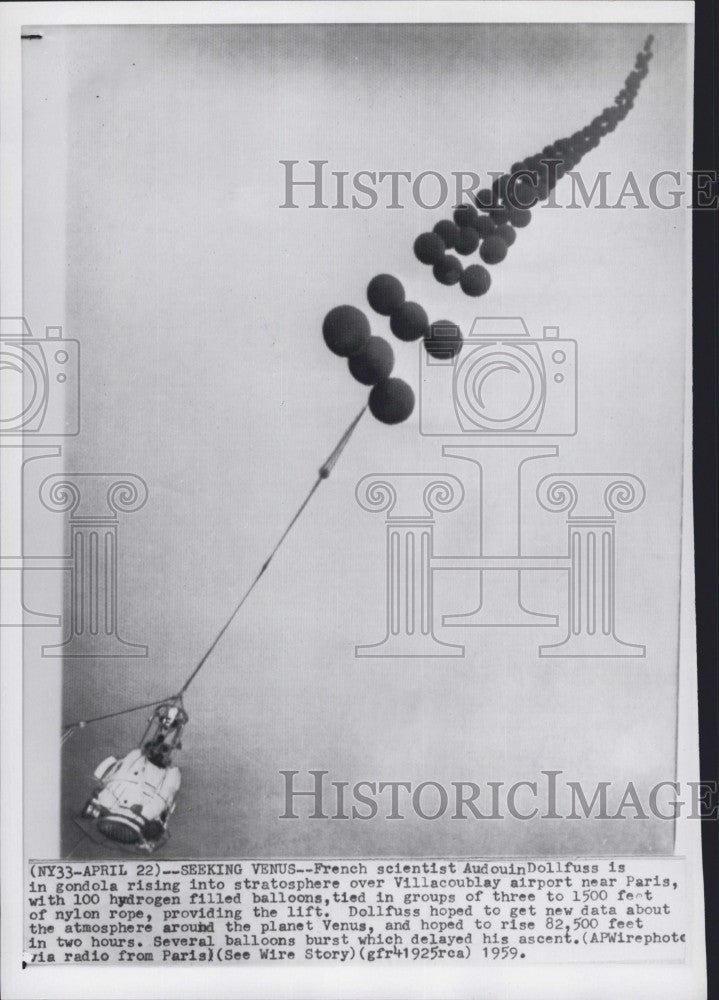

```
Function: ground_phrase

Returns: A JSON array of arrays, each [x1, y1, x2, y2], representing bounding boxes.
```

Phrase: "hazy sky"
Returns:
[[21, 22, 690, 858]]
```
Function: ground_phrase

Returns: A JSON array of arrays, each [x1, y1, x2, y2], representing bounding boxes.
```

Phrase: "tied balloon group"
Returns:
[[365, 272, 463, 363], [322, 300, 415, 425], [323, 36, 654, 428], [322, 272, 465, 424], [414, 35, 655, 294]]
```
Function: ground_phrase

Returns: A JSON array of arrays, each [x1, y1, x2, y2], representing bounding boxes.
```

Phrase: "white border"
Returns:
[[0, 3, 702, 999], [0, 0, 699, 26]]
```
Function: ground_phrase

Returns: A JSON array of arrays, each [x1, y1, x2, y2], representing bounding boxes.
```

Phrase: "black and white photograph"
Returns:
[[0, 2, 711, 998]]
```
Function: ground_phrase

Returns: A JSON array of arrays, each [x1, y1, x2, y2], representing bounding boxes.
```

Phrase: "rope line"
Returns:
[[61, 405, 367, 735], [177, 477, 323, 696]]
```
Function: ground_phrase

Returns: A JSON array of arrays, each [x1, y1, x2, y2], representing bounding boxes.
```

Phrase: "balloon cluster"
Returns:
[[322, 36, 655, 424], [323, 296, 413, 425], [414, 35, 655, 293], [322, 274, 464, 424]]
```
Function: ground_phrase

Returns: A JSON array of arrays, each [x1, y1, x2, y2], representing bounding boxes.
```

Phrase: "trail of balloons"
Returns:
[[322, 35, 654, 424]]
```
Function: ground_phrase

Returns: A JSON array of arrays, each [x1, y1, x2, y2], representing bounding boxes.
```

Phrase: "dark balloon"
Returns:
[[390, 301, 429, 342], [480, 234, 508, 265], [425, 321, 463, 360], [475, 215, 496, 238], [535, 178, 551, 201], [489, 206, 510, 225], [369, 377, 415, 424], [453, 204, 479, 228], [433, 220, 461, 249], [367, 274, 405, 316], [505, 204, 532, 228], [474, 188, 494, 211], [495, 223, 517, 247], [459, 265, 491, 297], [455, 226, 480, 256], [322, 305, 371, 357], [414, 231, 446, 265], [348, 336, 395, 385], [433, 255, 463, 285], [507, 179, 538, 209], [492, 174, 511, 200]]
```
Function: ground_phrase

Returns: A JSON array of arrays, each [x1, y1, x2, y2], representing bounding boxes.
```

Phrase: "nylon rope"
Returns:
[[61, 405, 367, 737]]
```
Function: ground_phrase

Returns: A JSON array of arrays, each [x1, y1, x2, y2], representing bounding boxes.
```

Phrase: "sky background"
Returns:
[[20, 21, 690, 858]]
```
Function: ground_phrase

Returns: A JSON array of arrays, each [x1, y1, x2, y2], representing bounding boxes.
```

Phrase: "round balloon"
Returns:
[[492, 174, 511, 201], [455, 226, 480, 256], [390, 301, 429, 342], [459, 265, 491, 297], [369, 377, 415, 424], [480, 234, 508, 265], [505, 204, 532, 228], [509, 179, 538, 209], [348, 336, 395, 385], [489, 206, 510, 226], [322, 305, 371, 357], [424, 321, 463, 360], [495, 223, 516, 247], [414, 231, 446, 265], [453, 204, 479, 228], [433, 220, 460, 249], [433, 255, 463, 285], [475, 215, 496, 238], [474, 188, 493, 211], [367, 274, 405, 316]]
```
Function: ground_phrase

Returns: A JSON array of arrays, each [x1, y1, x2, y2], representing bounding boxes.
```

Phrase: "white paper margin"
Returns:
[[0, 3, 703, 999]]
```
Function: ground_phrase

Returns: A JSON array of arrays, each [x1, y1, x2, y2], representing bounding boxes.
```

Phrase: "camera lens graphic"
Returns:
[[0, 346, 47, 431], [453, 345, 545, 430]]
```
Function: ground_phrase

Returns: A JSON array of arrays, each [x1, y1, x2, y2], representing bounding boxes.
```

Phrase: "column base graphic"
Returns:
[[539, 634, 645, 658], [443, 570, 559, 628], [43, 634, 149, 658], [355, 633, 464, 658]]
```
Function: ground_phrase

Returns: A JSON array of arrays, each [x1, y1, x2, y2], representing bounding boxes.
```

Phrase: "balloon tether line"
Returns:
[[62, 405, 367, 736]]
